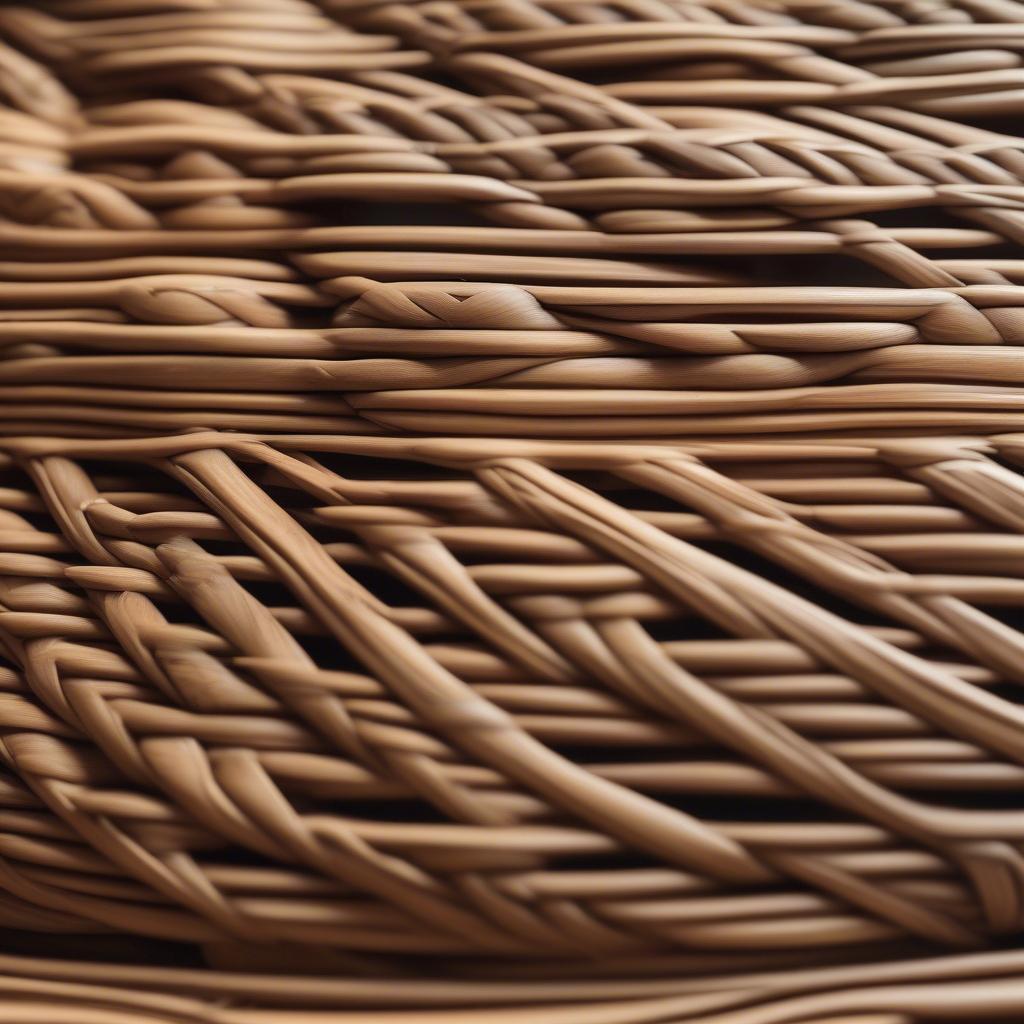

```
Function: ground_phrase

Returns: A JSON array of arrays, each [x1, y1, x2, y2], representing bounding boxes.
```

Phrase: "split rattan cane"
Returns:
[[1, 0, 1024, 1021]]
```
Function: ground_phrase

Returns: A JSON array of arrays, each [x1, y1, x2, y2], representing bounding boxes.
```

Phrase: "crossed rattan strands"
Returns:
[[0, 0, 1024, 1021]]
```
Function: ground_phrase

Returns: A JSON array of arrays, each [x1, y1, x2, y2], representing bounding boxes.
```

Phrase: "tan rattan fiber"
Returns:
[[0, 0, 1024, 1020]]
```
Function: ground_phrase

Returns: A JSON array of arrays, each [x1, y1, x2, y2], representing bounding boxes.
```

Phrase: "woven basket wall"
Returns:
[[1, 1, 1024, 1021]]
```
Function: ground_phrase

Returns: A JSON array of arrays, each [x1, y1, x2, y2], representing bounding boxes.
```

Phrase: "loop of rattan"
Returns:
[[2, 0, 1024, 1021]]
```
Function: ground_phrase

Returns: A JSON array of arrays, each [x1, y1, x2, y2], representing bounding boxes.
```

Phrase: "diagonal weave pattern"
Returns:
[[1, 0, 1024, 1021]]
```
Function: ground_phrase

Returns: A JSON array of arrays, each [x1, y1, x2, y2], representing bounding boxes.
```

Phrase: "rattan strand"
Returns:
[[0, 0, 1023, 1020]]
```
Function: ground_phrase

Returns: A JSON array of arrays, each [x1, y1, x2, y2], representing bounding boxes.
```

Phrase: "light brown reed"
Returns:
[[0, 1, 1023, 1021]]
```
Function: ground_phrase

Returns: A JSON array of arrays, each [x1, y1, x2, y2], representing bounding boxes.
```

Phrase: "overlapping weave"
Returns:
[[1, 0, 1024, 1021]]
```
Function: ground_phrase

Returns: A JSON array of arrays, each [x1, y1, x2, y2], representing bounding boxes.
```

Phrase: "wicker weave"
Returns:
[[1, 0, 1024, 1020]]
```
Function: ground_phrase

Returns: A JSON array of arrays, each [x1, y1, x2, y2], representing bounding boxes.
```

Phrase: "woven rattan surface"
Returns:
[[1, 0, 1024, 1020]]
